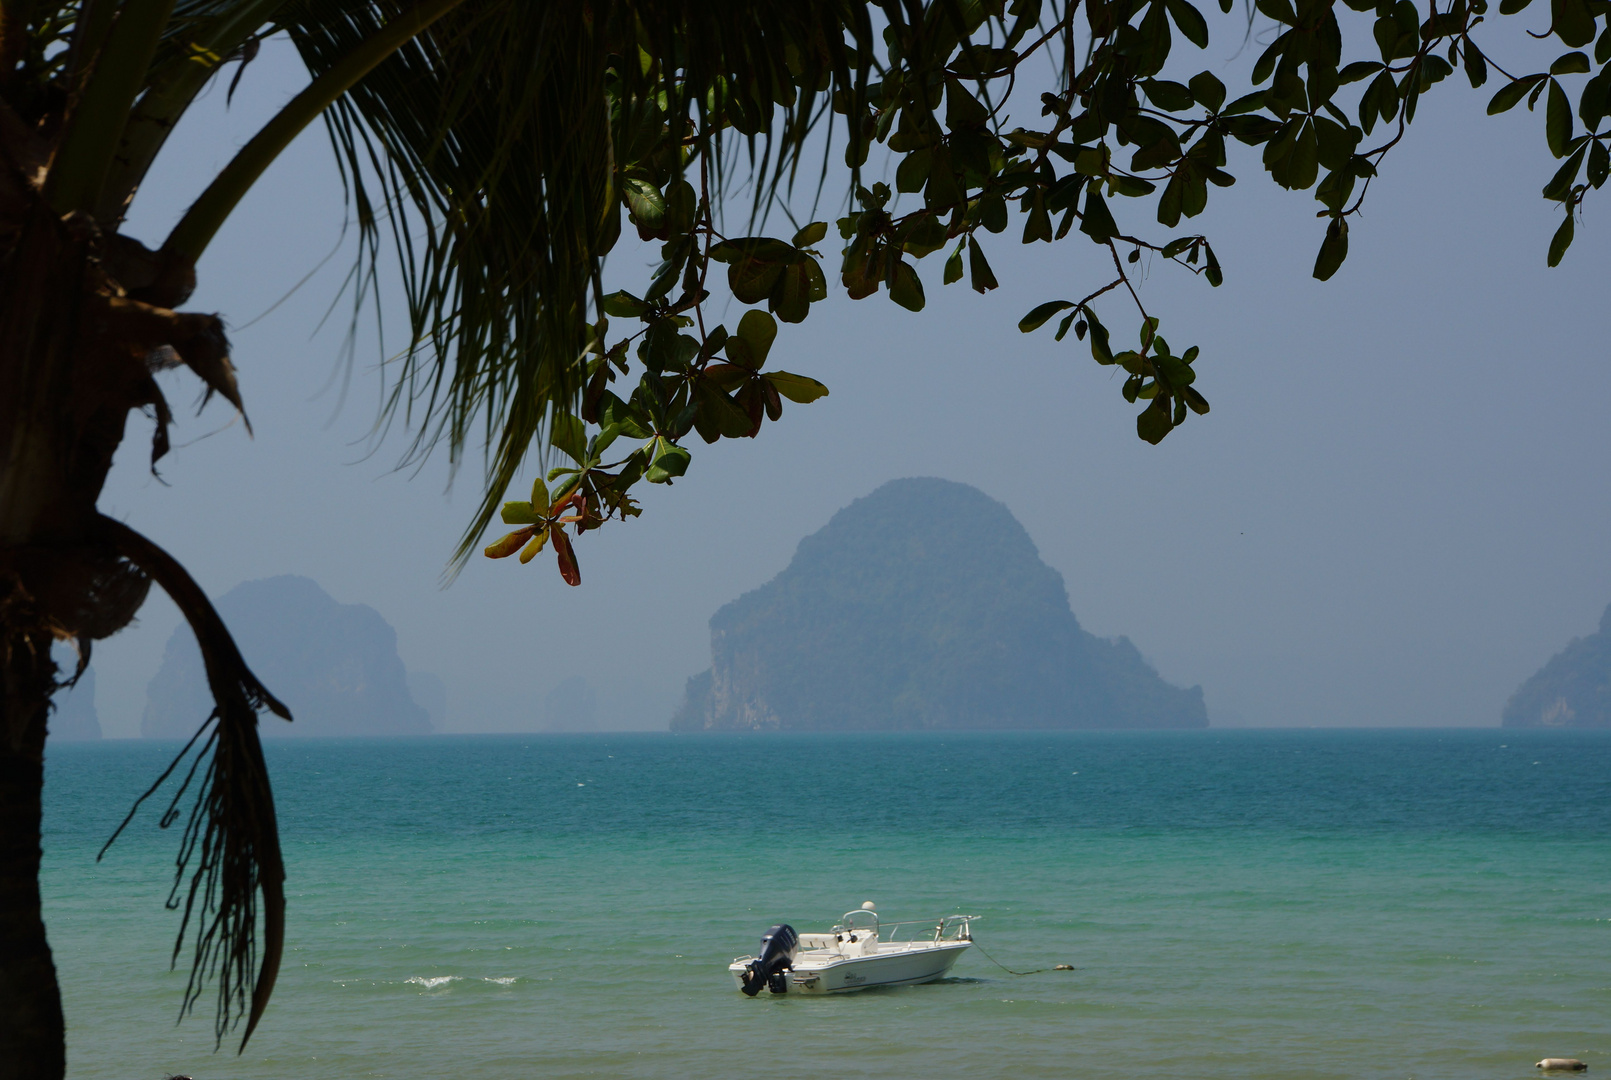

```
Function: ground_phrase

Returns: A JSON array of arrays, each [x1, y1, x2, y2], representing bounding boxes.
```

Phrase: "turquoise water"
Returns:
[[42, 730, 1611, 1079]]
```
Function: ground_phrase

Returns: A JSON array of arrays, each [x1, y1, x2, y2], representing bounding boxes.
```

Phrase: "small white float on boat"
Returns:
[[730, 902, 976, 995]]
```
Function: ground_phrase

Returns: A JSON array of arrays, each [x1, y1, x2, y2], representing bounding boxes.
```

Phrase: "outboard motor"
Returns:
[[740, 924, 799, 996]]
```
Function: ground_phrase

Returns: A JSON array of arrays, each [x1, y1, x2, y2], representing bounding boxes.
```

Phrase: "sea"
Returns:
[[41, 729, 1611, 1080]]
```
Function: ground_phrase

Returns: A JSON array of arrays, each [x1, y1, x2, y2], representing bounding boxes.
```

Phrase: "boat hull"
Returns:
[[729, 940, 970, 995]]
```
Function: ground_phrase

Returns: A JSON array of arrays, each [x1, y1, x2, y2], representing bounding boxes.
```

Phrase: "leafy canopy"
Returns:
[[475, 0, 1607, 586], [5, 0, 1598, 593]]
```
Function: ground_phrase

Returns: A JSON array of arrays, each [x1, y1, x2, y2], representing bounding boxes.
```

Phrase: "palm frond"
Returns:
[[96, 516, 289, 1051], [276, 0, 875, 570]]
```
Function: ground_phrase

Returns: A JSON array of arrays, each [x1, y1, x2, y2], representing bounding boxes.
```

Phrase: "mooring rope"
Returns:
[[968, 938, 1070, 977]]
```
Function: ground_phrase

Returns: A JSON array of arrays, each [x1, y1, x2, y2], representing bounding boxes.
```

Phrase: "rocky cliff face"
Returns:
[[672, 478, 1206, 731], [1503, 604, 1611, 728], [143, 576, 432, 739]]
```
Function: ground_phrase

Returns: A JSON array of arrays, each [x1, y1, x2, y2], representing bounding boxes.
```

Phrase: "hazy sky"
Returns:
[[83, 25, 1611, 736]]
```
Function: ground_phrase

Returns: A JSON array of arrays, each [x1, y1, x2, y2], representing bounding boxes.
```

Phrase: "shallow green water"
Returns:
[[42, 730, 1611, 1079]]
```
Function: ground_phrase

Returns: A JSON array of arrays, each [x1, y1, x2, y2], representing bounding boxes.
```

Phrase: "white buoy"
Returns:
[[860, 900, 876, 911], [1536, 1059, 1587, 1071]]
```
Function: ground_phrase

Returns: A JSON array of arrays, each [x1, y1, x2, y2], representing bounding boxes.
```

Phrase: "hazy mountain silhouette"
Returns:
[[143, 576, 431, 738], [1503, 603, 1611, 727], [672, 478, 1206, 731]]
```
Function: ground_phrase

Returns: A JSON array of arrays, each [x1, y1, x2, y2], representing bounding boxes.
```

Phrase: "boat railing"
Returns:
[[833, 912, 980, 943]]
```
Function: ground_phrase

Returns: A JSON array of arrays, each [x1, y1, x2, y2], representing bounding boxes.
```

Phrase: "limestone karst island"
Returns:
[[142, 575, 438, 739], [673, 478, 1206, 731], [1503, 603, 1611, 728]]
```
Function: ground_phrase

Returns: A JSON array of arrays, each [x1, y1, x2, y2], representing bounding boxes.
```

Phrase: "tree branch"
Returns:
[[95, 0, 288, 224], [161, 0, 469, 264], [45, 0, 179, 216]]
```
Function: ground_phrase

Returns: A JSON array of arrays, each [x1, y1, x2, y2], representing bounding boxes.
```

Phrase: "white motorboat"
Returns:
[[730, 903, 975, 995]]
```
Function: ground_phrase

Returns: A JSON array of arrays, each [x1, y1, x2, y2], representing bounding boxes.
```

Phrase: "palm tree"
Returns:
[[0, 2, 879, 1073], [0, 0, 1596, 1075]]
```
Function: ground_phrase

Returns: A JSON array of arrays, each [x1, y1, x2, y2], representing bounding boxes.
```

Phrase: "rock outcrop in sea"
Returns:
[[1503, 603, 1611, 728], [143, 575, 432, 739], [671, 478, 1207, 731]]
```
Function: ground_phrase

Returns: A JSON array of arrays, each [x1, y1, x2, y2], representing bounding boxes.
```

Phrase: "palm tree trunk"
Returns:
[[1, 203, 289, 1064], [0, 622, 63, 1080], [0, 209, 87, 1080], [0, 209, 139, 1080]]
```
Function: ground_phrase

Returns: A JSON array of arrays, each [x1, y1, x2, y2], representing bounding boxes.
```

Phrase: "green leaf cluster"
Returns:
[[476, 0, 1611, 585], [5, 0, 1595, 590]]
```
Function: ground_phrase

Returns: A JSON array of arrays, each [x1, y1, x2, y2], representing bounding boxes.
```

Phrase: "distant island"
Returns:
[[143, 575, 432, 738], [672, 478, 1207, 731], [1503, 603, 1611, 727]]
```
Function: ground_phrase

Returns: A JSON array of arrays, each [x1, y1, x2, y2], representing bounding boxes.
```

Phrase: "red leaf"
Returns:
[[551, 528, 581, 586]]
